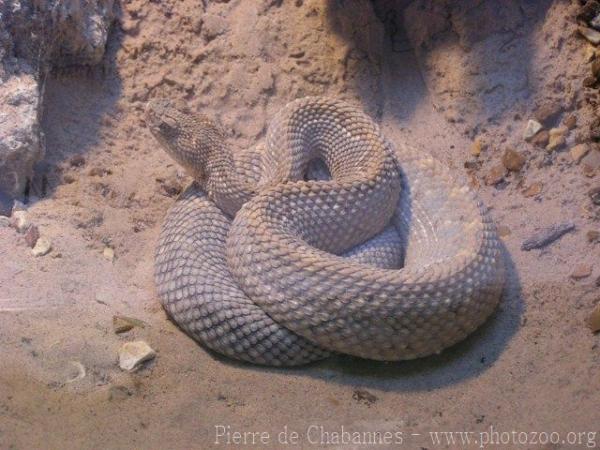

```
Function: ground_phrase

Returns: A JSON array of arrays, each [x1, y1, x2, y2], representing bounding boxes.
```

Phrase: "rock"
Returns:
[[530, 130, 550, 148], [7, 0, 118, 67], [546, 127, 568, 152], [589, 186, 600, 206], [352, 389, 378, 406], [0, 216, 10, 227], [69, 155, 86, 167], [563, 115, 577, 130], [0, 73, 43, 198], [521, 222, 575, 251], [32, 237, 52, 256], [471, 138, 483, 157], [0, 0, 117, 200], [583, 165, 597, 177], [0, 0, 118, 198], [113, 315, 146, 334], [585, 44, 598, 62], [571, 264, 592, 280], [62, 174, 76, 184], [570, 144, 590, 163], [522, 182, 543, 198], [484, 164, 507, 185], [103, 247, 115, 262], [587, 305, 600, 333], [23, 224, 39, 248], [88, 167, 111, 177], [118, 341, 156, 372], [497, 225, 511, 237], [534, 102, 562, 126], [581, 149, 600, 173], [10, 210, 29, 233], [579, 26, 600, 45], [587, 230, 600, 243], [523, 119, 543, 141], [502, 148, 526, 172]]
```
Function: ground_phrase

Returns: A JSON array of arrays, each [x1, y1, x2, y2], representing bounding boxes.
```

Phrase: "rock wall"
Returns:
[[0, 0, 117, 201]]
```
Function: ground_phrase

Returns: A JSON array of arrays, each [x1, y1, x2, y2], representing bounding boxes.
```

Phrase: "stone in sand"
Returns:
[[118, 341, 156, 372], [523, 119, 543, 141], [32, 237, 52, 256], [521, 222, 575, 251]]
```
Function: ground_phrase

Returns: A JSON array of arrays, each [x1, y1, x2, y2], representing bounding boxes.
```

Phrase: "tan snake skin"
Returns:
[[147, 97, 505, 366]]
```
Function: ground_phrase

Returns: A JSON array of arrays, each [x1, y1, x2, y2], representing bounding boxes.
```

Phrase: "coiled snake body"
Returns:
[[147, 97, 504, 366]]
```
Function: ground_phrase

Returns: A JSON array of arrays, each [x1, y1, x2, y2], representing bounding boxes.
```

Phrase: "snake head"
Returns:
[[145, 99, 224, 182]]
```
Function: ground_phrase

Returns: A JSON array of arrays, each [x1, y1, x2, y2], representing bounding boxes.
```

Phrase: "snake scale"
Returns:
[[147, 97, 505, 366]]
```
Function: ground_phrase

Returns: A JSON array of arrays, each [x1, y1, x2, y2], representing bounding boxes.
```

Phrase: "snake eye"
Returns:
[[159, 116, 179, 136]]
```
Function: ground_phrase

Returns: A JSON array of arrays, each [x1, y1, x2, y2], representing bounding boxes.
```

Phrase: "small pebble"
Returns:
[[571, 264, 592, 280], [586, 305, 600, 332], [583, 165, 596, 177], [584, 45, 597, 62], [69, 155, 86, 167], [484, 164, 507, 185], [103, 247, 115, 262], [10, 211, 29, 233], [523, 119, 543, 141], [118, 341, 156, 372], [521, 221, 575, 251], [522, 182, 543, 198], [583, 76, 598, 88], [582, 149, 600, 173], [579, 26, 600, 45], [471, 138, 484, 157], [587, 230, 600, 243], [534, 102, 562, 126], [113, 315, 146, 334], [530, 130, 550, 147], [88, 167, 112, 177], [546, 127, 568, 152], [570, 143, 590, 163], [563, 115, 577, 130], [502, 148, 526, 172], [32, 237, 52, 256]]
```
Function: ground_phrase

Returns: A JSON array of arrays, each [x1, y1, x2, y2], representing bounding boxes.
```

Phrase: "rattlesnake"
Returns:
[[147, 97, 504, 366]]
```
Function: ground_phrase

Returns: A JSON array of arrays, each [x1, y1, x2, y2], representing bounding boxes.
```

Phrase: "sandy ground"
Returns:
[[1, 1, 600, 449]]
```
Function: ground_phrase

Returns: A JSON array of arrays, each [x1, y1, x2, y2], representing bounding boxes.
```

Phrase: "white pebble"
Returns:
[[118, 341, 156, 372], [32, 237, 52, 256]]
